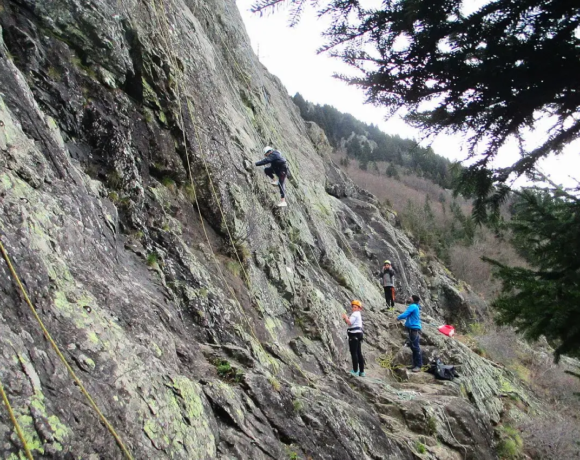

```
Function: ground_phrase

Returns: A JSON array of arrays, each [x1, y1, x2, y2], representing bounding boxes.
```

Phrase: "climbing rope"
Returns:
[[149, 0, 284, 359], [214, 28, 374, 302], [0, 378, 34, 460], [148, 0, 322, 385], [0, 240, 134, 460]]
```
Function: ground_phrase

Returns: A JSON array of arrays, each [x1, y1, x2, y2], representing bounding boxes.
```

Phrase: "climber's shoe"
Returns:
[[358, 372, 366, 377], [270, 180, 279, 186], [277, 201, 287, 207], [411, 367, 421, 373], [349, 370, 359, 376]]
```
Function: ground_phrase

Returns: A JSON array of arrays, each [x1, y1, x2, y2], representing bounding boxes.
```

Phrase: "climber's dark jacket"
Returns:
[[255, 150, 287, 174]]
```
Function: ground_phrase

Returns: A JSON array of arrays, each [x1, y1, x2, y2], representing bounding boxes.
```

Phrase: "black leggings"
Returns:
[[384, 286, 395, 307], [264, 167, 287, 198], [348, 332, 364, 373]]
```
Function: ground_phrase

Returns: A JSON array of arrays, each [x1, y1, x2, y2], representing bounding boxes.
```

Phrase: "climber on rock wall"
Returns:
[[342, 300, 365, 377], [255, 146, 288, 207]]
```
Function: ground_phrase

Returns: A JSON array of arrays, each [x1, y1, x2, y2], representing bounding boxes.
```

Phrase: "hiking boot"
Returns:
[[277, 201, 287, 207], [358, 372, 366, 377], [270, 180, 279, 186], [411, 367, 421, 373], [349, 370, 359, 376]]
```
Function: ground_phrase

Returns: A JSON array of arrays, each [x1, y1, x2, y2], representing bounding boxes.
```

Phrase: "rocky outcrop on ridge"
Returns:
[[0, 0, 529, 458]]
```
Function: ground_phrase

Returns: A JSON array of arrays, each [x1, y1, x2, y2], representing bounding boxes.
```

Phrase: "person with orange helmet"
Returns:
[[342, 300, 365, 377]]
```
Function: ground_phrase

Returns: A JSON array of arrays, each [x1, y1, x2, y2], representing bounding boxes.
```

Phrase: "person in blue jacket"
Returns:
[[255, 146, 288, 207], [397, 294, 422, 372]]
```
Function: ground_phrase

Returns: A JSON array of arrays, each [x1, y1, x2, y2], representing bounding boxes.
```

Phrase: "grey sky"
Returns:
[[236, 0, 579, 187]]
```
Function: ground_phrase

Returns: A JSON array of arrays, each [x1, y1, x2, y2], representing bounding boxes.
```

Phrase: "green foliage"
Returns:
[[213, 359, 244, 383], [468, 322, 486, 337], [183, 183, 197, 203], [267, 1, 580, 209], [226, 260, 242, 277], [233, 240, 251, 264], [146, 252, 159, 267], [386, 162, 399, 179], [414, 442, 426, 454], [107, 170, 123, 190], [339, 157, 350, 167], [269, 376, 281, 392], [426, 416, 437, 435], [216, 361, 231, 375], [161, 176, 176, 192], [47, 66, 62, 81], [142, 108, 154, 123], [293, 94, 454, 188], [288, 227, 300, 243], [497, 425, 524, 459], [485, 188, 580, 360], [292, 399, 304, 413]]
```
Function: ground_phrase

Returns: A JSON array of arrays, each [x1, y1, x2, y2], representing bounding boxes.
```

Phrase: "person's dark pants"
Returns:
[[348, 332, 365, 373], [264, 167, 287, 198], [384, 286, 395, 307], [407, 328, 422, 368]]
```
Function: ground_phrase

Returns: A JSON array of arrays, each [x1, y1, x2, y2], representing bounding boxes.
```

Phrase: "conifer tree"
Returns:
[[485, 187, 580, 360], [263, 0, 580, 215], [259, 0, 580, 358]]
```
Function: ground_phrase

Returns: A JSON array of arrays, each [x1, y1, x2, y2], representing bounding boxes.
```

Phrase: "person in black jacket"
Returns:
[[255, 146, 288, 207]]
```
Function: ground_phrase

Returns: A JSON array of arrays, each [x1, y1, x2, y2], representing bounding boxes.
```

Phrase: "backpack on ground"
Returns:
[[428, 358, 459, 381]]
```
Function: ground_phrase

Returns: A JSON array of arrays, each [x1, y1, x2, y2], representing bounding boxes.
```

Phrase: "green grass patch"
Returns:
[[497, 425, 524, 459], [161, 176, 176, 192], [107, 170, 123, 190], [183, 183, 197, 203], [213, 359, 244, 383], [415, 441, 426, 454], [146, 252, 159, 267], [226, 260, 242, 277], [292, 399, 304, 414], [269, 376, 281, 392]]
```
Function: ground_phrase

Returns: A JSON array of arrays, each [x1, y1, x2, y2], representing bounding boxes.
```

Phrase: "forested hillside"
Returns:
[[292, 93, 455, 188], [292, 95, 523, 299]]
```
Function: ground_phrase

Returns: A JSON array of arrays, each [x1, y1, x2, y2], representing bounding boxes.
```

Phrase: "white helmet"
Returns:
[[263, 146, 274, 154]]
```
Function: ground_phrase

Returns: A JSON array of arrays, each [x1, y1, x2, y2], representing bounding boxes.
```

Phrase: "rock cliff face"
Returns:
[[0, 0, 528, 458]]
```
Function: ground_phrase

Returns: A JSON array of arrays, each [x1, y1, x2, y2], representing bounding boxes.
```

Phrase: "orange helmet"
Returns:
[[351, 300, 362, 308]]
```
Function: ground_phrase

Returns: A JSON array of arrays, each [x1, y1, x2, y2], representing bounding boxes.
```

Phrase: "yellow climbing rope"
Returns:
[[148, 0, 320, 386], [0, 378, 34, 460], [149, 0, 264, 341], [0, 240, 134, 460]]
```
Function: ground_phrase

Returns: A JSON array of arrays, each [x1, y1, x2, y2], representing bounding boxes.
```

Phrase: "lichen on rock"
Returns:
[[0, 2, 540, 459]]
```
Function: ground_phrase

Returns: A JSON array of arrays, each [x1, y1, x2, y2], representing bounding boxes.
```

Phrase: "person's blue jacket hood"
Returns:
[[397, 303, 421, 329]]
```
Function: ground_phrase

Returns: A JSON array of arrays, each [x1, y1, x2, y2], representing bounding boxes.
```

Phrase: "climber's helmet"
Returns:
[[384, 260, 391, 265], [263, 146, 274, 155], [351, 300, 363, 310]]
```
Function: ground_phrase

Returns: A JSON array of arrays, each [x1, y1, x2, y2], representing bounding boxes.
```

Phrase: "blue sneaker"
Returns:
[[359, 372, 366, 377], [349, 370, 359, 376]]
